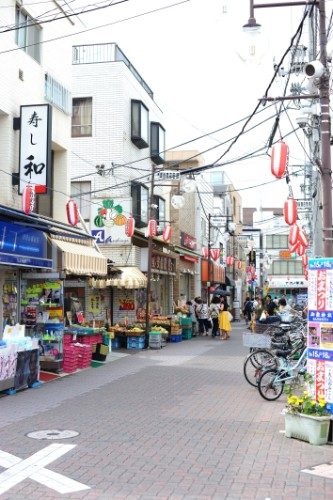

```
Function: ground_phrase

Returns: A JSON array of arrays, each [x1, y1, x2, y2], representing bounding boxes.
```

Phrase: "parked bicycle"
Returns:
[[257, 346, 308, 401]]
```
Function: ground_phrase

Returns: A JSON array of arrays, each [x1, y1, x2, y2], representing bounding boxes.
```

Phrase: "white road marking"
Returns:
[[302, 462, 333, 479], [26, 429, 79, 440], [0, 444, 90, 495]]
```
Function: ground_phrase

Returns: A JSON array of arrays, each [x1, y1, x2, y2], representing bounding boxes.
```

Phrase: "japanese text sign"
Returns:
[[19, 104, 52, 194]]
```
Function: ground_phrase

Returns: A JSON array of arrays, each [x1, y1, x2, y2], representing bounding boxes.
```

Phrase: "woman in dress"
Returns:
[[218, 298, 232, 340]]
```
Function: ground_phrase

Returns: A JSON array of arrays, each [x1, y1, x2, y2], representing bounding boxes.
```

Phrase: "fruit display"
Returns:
[[150, 326, 168, 334], [127, 327, 145, 336]]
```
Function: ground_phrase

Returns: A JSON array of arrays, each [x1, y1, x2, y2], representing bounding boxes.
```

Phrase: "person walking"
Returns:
[[195, 298, 211, 336], [209, 296, 221, 338], [218, 298, 232, 340], [186, 300, 197, 337], [243, 296, 253, 327]]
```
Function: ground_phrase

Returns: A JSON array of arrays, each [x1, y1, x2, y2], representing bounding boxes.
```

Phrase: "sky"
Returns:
[[69, 0, 327, 208]]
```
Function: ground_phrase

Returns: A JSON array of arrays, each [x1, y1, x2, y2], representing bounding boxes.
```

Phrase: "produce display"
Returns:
[[150, 326, 168, 334]]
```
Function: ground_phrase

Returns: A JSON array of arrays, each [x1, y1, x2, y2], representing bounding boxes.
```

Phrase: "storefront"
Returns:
[[266, 277, 308, 306], [201, 259, 225, 301], [150, 252, 175, 316]]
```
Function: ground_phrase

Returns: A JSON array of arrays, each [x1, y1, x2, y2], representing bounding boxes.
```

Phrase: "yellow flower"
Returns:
[[311, 400, 316, 406], [298, 399, 304, 404], [318, 394, 325, 401], [303, 391, 309, 397], [319, 401, 326, 407]]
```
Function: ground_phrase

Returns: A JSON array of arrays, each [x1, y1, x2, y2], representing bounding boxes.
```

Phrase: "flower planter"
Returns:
[[284, 412, 331, 445]]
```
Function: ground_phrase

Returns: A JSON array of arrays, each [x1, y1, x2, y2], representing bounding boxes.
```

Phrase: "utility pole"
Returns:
[[207, 214, 212, 306], [144, 163, 156, 348], [318, 0, 333, 256]]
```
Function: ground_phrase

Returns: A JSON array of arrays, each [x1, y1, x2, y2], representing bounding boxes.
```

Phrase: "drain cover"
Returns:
[[26, 430, 79, 440]]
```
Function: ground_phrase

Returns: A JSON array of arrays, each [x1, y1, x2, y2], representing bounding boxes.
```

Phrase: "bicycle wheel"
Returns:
[[258, 369, 284, 401], [243, 350, 277, 387]]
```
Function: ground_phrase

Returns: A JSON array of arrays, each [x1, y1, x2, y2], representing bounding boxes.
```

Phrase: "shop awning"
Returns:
[[52, 238, 107, 276], [90, 266, 147, 289]]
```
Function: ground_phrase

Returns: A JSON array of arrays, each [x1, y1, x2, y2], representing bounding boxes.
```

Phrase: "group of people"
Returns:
[[243, 293, 298, 329], [185, 296, 232, 340]]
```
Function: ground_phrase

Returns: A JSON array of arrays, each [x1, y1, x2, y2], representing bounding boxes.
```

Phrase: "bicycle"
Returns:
[[243, 326, 306, 387], [257, 347, 308, 401]]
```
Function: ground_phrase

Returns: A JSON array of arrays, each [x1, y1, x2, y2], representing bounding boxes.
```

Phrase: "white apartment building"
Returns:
[[0, 1, 74, 221], [71, 43, 172, 320]]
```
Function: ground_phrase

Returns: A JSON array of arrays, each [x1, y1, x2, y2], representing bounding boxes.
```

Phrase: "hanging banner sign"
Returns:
[[155, 171, 180, 182], [19, 104, 52, 194], [307, 258, 333, 413]]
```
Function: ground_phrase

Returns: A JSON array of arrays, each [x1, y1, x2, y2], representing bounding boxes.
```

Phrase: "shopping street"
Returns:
[[0, 323, 332, 499]]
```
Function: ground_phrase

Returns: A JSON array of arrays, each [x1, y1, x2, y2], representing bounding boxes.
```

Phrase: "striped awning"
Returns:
[[52, 237, 107, 276], [90, 266, 147, 289]]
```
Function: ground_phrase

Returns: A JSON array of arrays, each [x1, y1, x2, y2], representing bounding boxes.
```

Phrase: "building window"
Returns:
[[153, 195, 166, 231], [272, 260, 303, 275], [45, 73, 71, 115], [131, 100, 149, 149], [71, 181, 91, 222], [131, 182, 148, 228], [15, 4, 41, 63], [266, 234, 288, 249], [71, 97, 92, 137], [150, 122, 165, 164]]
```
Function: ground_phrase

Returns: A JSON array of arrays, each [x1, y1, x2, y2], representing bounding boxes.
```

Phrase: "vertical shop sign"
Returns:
[[307, 258, 333, 413], [19, 104, 52, 194]]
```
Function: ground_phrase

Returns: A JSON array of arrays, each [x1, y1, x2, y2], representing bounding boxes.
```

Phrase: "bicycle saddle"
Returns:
[[280, 324, 291, 330], [276, 349, 292, 357]]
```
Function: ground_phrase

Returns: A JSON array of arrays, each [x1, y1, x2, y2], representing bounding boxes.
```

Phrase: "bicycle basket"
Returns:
[[243, 333, 271, 348]]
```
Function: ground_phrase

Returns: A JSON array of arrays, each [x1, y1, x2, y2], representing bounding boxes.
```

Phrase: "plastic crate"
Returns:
[[111, 338, 120, 349], [182, 330, 192, 340], [170, 334, 182, 343], [180, 317, 192, 326], [127, 336, 145, 350]]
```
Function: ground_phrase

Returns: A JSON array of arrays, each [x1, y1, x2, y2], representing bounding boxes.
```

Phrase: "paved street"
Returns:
[[0, 323, 333, 499]]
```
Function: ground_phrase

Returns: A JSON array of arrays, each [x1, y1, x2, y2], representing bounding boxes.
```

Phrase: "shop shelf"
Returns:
[[127, 336, 145, 350], [170, 334, 182, 343]]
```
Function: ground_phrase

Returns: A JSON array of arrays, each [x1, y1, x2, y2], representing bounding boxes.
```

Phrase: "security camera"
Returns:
[[304, 60, 325, 78], [296, 114, 310, 129]]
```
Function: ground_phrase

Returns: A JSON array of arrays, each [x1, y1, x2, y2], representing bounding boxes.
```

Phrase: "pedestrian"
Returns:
[[243, 296, 253, 326], [209, 296, 221, 338], [186, 300, 197, 336], [218, 298, 232, 340], [195, 298, 211, 336]]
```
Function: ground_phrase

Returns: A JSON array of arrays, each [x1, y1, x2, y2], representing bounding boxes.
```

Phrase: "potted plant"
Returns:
[[284, 381, 331, 445]]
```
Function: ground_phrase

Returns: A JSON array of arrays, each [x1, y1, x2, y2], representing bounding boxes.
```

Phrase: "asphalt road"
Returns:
[[0, 323, 332, 499]]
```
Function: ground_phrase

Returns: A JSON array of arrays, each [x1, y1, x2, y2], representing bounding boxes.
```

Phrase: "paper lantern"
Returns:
[[209, 249, 220, 261], [162, 224, 172, 242], [147, 219, 157, 237], [304, 270, 308, 280], [298, 229, 309, 248], [289, 224, 299, 245], [289, 240, 300, 253], [125, 216, 135, 237], [22, 184, 35, 214], [229, 256, 235, 266], [226, 256, 231, 266], [66, 199, 79, 226], [302, 254, 308, 267], [284, 197, 297, 226], [296, 243, 305, 256], [271, 141, 289, 178], [237, 260, 242, 270], [201, 247, 208, 258]]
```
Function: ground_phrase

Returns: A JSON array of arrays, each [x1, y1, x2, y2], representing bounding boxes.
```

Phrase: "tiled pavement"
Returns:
[[0, 323, 333, 499]]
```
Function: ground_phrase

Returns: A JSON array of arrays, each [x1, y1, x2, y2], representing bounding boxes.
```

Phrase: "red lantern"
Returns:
[[304, 270, 308, 280], [289, 241, 300, 253], [22, 184, 35, 214], [125, 216, 135, 237], [202, 247, 209, 258], [298, 229, 309, 248], [296, 244, 305, 256], [271, 141, 289, 178], [226, 256, 231, 266], [289, 224, 299, 245], [162, 224, 172, 242], [209, 249, 220, 261], [66, 199, 79, 226], [229, 256, 235, 266], [284, 197, 297, 225], [302, 254, 308, 267], [237, 260, 242, 270], [147, 219, 157, 237]]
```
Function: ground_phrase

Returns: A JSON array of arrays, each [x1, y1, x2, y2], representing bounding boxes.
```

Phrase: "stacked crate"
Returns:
[[180, 317, 193, 340], [63, 346, 78, 373], [75, 344, 92, 369], [149, 332, 162, 349]]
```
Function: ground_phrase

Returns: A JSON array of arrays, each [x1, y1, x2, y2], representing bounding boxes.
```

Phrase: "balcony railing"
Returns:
[[44, 73, 71, 115], [72, 43, 154, 99]]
